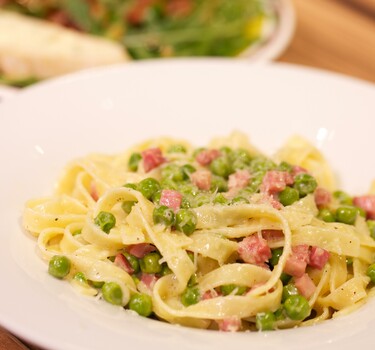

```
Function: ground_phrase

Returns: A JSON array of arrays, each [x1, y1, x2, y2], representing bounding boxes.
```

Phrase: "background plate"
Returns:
[[0, 59, 374, 350]]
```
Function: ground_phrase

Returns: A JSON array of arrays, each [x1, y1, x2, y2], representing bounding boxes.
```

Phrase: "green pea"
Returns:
[[231, 196, 249, 205], [72, 229, 81, 236], [102, 282, 123, 305], [230, 149, 252, 169], [153, 205, 175, 226], [188, 273, 198, 287], [284, 295, 311, 320], [210, 175, 228, 192], [220, 284, 247, 296], [280, 273, 292, 285], [175, 209, 197, 235], [187, 251, 195, 262], [293, 173, 318, 197], [123, 183, 138, 190], [90, 280, 104, 288], [161, 164, 185, 182], [213, 193, 228, 205], [282, 284, 299, 302], [336, 206, 358, 225], [220, 146, 233, 156], [151, 190, 162, 204], [333, 190, 353, 205], [121, 200, 137, 214], [274, 307, 286, 321], [181, 286, 200, 306], [256, 312, 275, 331], [48, 255, 71, 279], [138, 178, 161, 199], [367, 263, 375, 283], [249, 157, 276, 173], [161, 263, 173, 276], [278, 186, 299, 206], [278, 161, 293, 172], [356, 206, 366, 218], [210, 156, 231, 178], [94, 211, 116, 233], [246, 170, 266, 193], [128, 152, 142, 172], [367, 220, 375, 240], [167, 144, 187, 154], [128, 293, 153, 317], [140, 252, 162, 274], [180, 196, 191, 209], [181, 164, 196, 178], [193, 193, 211, 207], [318, 208, 335, 222], [73, 272, 87, 284], [123, 252, 140, 274], [270, 248, 283, 267], [346, 257, 353, 266]]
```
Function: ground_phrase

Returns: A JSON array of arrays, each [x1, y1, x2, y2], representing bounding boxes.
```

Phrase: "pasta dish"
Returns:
[[22, 131, 375, 332]]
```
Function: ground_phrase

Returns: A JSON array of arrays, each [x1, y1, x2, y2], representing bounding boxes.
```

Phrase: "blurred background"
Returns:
[[0, 0, 374, 92], [278, 0, 375, 83]]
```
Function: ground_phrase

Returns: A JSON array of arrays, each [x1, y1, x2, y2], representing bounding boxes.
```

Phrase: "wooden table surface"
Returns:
[[1, 0, 374, 349]]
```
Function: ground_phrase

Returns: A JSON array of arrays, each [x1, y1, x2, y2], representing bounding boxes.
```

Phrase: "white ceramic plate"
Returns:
[[1, 60, 374, 350]]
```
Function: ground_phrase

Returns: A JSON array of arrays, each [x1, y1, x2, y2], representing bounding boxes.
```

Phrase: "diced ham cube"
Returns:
[[140, 273, 158, 292], [261, 229, 284, 242], [159, 189, 183, 211], [238, 235, 272, 265], [128, 243, 156, 258], [314, 187, 332, 208], [217, 317, 241, 332], [294, 273, 316, 299], [142, 148, 166, 172], [353, 195, 375, 219], [228, 169, 251, 192], [114, 253, 134, 274], [195, 149, 221, 166], [260, 170, 294, 195], [202, 290, 219, 300], [190, 169, 212, 191], [259, 194, 283, 210], [309, 246, 330, 270], [283, 245, 310, 277]]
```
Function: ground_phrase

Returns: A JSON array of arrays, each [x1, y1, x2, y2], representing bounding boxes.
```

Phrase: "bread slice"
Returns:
[[0, 10, 128, 80]]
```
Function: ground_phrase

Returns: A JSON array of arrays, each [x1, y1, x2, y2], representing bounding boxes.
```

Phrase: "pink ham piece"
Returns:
[[128, 243, 156, 258], [140, 273, 158, 292], [190, 169, 212, 191], [90, 182, 99, 202], [114, 253, 134, 274], [353, 195, 375, 219], [309, 246, 330, 270], [141, 147, 166, 172], [284, 245, 310, 277], [259, 194, 283, 210], [260, 170, 294, 195], [195, 149, 221, 166], [238, 235, 272, 265], [228, 169, 251, 192], [262, 229, 284, 242], [314, 187, 332, 208], [294, 273, 316, 299], [217, 317, 242, 332], [159, 189, 183, 211]]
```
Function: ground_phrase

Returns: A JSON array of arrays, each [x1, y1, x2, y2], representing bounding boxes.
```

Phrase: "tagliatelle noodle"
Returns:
[[22, 131, 375, 331]]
